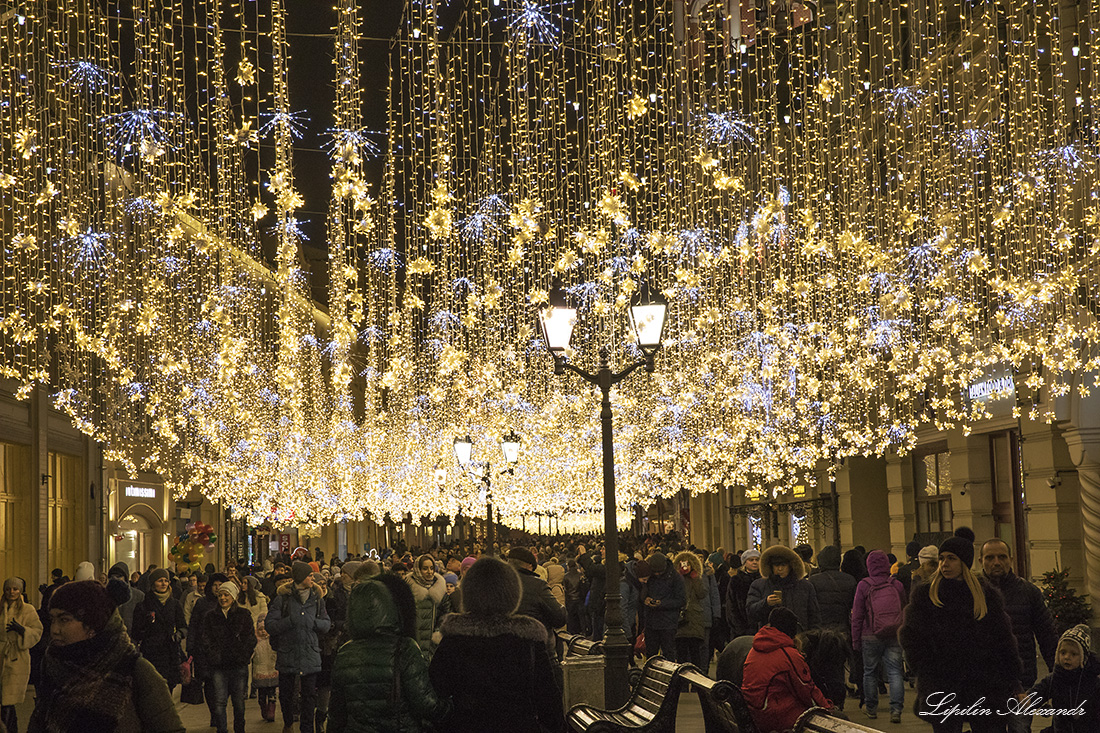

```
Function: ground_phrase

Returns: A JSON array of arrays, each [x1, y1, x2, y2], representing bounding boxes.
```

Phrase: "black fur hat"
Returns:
[[460, 556, 521, 616]]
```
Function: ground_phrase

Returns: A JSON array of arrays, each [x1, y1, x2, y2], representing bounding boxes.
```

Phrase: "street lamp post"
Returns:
[[453, 432, 521, 553], [539, 281, 668, 708]]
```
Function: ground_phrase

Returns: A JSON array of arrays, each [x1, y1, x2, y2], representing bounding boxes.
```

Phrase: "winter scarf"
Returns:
[[153, 588, 172, 604], [34, 612, 141, 732]]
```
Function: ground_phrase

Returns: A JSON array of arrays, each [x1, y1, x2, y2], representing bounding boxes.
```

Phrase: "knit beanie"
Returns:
[[74, 561, 95, 582], [108, 562, 130, 579], [918, 545, 939, 563], [217, 581, 240, 599], [708, 552, 724, 568], [727, 553, 742, 570], [460, 556, 521, 616], [50, 580, 116, 633], [461, 556, 478, 572], [149, 568, 170, 585], [768, 607, 800, 640], [3, 577, 24, 592], [938, 536, 974, 568], [646, 552, 669, 575], [634, 560, 652, 579], [1059, 624, 1092, 656], [741, 549, 761, 561], [292, 561, 313, 584], [444, 572, 459, 585], [906, 541, 922, 559]]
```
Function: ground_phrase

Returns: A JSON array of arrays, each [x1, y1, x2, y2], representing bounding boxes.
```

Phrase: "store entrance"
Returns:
[[118, 511, 158, 576]]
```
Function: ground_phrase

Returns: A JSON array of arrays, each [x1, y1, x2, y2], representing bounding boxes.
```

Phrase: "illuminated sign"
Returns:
[[124, 484, 157, 498], [967, 375, 1015, 401]]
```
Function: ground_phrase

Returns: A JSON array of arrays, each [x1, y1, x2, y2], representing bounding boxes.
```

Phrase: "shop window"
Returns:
[[48, 452, 86, 580], [0, 442, 33, 595], [915, 451, 953, 534]]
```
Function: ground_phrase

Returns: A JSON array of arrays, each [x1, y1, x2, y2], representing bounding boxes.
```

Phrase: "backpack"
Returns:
[[866, 581, 903, 638]]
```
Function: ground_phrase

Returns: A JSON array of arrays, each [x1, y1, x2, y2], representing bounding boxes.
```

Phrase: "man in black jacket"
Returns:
[[578, 547, 607, 641], [562, 560, 587, 635], [980, 538, 1059, 733], [507, 547, 567, 638], [894, 541, 921, 594]]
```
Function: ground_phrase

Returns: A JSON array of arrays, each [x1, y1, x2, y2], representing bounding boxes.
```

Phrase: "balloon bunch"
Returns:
[[169, 521, 218, 572]]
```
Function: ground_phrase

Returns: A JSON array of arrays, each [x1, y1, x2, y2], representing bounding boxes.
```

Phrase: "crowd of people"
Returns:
[[0, 527, 1094, 733]]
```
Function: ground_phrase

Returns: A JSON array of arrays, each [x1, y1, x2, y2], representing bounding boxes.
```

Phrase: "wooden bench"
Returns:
[[679, 666, 757, 733], [794, 707, 876, 733], [567, 656, 753, 733]]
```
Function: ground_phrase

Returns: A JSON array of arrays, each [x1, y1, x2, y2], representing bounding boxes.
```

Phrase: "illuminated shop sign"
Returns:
[[124, 484, 158, 498], [967, 375, 1015, 401]]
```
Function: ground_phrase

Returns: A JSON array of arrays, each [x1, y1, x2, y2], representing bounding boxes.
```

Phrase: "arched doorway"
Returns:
[[116, 504, 162, 575]]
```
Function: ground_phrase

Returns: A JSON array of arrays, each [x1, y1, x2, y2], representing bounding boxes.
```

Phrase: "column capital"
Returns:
[[1062, 427, 1100, 469]]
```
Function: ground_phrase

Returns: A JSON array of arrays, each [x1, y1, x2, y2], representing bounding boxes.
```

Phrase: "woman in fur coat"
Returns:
[[429, 556, 564, 733], [899, 537, 1022, 733], [2, 578, 43, 732]]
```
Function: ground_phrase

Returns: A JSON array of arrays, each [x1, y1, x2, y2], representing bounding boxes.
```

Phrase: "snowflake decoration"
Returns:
[[100, 109, 184, 159], [699, 110, 757, 148], [53, 59, 116, 93], [879, 85, 929, 119], [69, 228, 112, 269], [506, 0, 565, 45], [952, 127, 994, 158], [259, 110, 311, 140]]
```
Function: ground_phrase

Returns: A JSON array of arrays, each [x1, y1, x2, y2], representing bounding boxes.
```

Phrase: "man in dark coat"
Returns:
[[507, 547, 567, 638], [108, 561, 145, 634], [894, 541, 921, 594], [746, 545, 821, 632], [641, 552, 685, 660], [807, 545, 856, 630], [562, 560, 587, 635], [981, 538, 1059, 733], [578, 547, 606, 641], [725, 549, 761, 639], [266, 561, 331, 733]]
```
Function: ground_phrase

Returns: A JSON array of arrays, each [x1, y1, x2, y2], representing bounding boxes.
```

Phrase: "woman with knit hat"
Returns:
[[1027, 624, 1100, 733], [201, 581, 257, 733], [29, 580, 184, 732], [899, 536, 1023, 733], [2, 578, 42, 732], [428, 556, 564, 733], [130, 568, 186, 691]]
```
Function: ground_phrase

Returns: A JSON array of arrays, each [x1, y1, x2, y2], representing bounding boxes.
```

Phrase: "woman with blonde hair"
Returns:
[[2, 578, 43, 732], [899, 537, 1021, 733]]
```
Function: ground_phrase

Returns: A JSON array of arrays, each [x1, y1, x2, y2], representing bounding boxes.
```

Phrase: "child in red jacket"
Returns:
[[742, 607, 833, 733]]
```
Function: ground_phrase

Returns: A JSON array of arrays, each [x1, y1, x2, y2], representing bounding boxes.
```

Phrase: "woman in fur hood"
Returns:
[[745, 545, 822, 633], [429, 556, 564, 733], [407, 554, 451, 661], [674, 551, 709, 668]]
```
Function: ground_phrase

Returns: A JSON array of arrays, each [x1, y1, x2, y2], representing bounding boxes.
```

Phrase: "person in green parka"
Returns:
[[329, 572, 449, 733]]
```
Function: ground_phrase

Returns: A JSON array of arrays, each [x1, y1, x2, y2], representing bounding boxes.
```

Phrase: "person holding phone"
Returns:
[[745, 545, 821, 632]]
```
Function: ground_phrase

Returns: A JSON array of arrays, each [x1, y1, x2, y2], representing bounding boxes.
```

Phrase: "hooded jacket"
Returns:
[[851, 550, 906, 646], [745, 546, 821, 632], [742, 625, 832, 733], [544, 561, 566, 608], [405, 572, 450, 659], [329, 579, 449, 733], [807, 546, 856, 630], [674, 552, 708, 640], [265, 582, 332, 675], [109, 563, 145, 633]]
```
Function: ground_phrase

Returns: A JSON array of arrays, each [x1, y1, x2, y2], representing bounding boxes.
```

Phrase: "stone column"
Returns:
[[946, 432, 995, 548], [31, 386, 49, 595], [1055, 376, 1100, 633], [886, 450, 917, 557]]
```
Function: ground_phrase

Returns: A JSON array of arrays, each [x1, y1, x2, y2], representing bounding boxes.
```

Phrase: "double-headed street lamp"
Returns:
[[539, 282, 668, 708], [453, 431, 522, 551]]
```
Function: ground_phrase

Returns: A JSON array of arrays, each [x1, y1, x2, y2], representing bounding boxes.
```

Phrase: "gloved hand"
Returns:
[[6, 619, 25, 635]]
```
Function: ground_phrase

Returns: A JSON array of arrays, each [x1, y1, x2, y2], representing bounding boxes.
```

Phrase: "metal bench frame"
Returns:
[[567, 656, 754, 733]]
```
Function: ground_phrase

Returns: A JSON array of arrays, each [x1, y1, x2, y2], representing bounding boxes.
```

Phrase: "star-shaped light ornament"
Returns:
[[236, 58, 256, 86], [626, 95, 648, 119]]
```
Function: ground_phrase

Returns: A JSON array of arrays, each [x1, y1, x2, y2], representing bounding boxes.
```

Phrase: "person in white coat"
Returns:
[[2, 578, 43, 733]]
